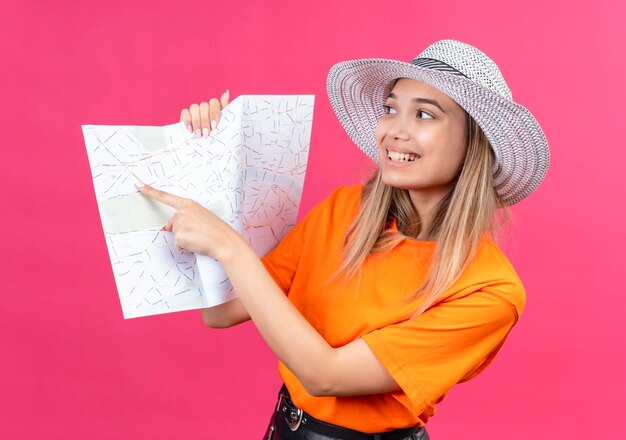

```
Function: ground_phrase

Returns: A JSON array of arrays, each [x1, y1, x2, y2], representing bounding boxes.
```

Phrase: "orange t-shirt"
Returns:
[[261, 184, 525, 433]]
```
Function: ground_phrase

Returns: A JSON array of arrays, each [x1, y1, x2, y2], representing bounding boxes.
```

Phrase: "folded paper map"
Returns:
[[82, 95, 314, 318]]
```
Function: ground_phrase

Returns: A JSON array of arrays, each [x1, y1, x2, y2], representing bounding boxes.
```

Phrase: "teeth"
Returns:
[[387, 150, 418, 162]]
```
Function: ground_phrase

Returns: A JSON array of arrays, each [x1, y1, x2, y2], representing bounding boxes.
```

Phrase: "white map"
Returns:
[[82, 95, 314, 318]]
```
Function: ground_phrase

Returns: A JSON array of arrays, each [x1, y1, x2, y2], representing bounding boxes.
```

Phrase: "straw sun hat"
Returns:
[[326, 39, 550, 206]]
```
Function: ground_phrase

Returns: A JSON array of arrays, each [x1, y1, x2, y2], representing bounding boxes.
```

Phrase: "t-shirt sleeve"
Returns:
[[361, 289, 519, 416], [260, 186, 346, 295], [260, 215, 307, 295]]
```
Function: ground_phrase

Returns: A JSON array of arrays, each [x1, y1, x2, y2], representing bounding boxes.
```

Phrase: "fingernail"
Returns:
[[211, 120, 217, 130], [195, 128, 201, 138], [135, 182, 145, 189], [187, 125, 193, 133], [225, 89, 230, 100], [202, 127, 209, 138]]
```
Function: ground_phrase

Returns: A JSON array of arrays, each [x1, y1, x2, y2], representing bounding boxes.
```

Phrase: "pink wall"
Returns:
[[1, 0, 624, 438]]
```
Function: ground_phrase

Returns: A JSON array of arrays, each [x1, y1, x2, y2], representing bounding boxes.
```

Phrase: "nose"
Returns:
[[385, 115, 410, 141]]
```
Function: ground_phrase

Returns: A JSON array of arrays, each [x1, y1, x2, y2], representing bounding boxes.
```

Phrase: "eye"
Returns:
[[383, 105, 433, 119], [417, 110, 434, 119]]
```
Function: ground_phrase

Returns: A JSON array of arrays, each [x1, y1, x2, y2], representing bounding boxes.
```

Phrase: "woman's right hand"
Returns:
[[180, 89, 230, 138]]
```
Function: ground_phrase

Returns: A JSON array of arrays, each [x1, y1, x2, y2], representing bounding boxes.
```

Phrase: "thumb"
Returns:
[[220, 89, 229, 108], [161, 220, 174, 232]]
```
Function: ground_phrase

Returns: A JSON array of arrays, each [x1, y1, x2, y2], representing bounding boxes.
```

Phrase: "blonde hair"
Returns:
[[333, 113, 511, 316]]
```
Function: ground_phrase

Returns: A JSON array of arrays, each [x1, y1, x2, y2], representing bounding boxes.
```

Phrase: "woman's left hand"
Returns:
[[136, 183, 240, 261]]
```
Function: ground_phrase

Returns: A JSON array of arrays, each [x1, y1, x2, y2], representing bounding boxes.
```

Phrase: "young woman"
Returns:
[[137, 39, 550, 439]]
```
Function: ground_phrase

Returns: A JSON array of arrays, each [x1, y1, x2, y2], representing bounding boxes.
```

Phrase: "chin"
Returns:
[[380, 173, 418, 191]]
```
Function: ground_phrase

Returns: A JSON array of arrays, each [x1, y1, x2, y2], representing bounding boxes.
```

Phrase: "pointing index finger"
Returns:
[[136, 182, 184, 210]]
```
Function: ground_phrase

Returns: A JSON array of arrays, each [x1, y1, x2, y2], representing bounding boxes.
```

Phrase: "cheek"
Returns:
[[374, 121, 388, 157], [419, 130, 467, 175], [374, 121, 385, 146], [450, 126, 468, 162], [442, 135, 468, 174]]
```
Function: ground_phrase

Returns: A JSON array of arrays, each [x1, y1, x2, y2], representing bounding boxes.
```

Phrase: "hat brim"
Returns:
[[326, 58, 550, 206]]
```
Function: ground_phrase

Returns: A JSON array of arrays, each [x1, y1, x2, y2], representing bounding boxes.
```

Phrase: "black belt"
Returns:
[[268, 384, 426, 440]]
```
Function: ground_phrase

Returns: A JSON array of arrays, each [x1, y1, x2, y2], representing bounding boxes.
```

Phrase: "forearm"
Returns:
[[220, 235, 336, 395], [201, 297, 251, 328], [137, 182, 398, 396]]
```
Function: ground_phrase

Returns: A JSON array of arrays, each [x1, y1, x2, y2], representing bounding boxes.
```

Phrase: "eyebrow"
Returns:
[[387, 92, 447, 114]]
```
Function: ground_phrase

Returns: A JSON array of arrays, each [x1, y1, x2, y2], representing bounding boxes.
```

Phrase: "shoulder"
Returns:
[[324, 184, 363, 206], [279, 184, 363, 246], [304, 184, 363, 224], [446, 238, 527, 318]]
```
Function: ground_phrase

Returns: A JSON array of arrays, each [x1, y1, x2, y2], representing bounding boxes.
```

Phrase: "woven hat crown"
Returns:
[[415, 39, 513, 101]]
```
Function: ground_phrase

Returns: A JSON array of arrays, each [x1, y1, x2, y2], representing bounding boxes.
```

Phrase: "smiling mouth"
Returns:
[[386, 149, 420, 162]]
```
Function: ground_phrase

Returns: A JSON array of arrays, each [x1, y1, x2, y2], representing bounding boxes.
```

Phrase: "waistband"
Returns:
[[275, 384, 423, 440]]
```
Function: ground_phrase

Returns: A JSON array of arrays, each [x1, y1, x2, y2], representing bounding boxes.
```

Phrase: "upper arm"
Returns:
[[358, 291, 518, 412], [317, 291, 518, 406]]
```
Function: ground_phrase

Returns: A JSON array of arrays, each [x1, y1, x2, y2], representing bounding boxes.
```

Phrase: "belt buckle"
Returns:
[[286, 407, 303, 431], [278, 390, 304, 431]]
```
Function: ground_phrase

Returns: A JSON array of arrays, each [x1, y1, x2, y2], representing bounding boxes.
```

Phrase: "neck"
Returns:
[[408, 185, 451, 238]]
